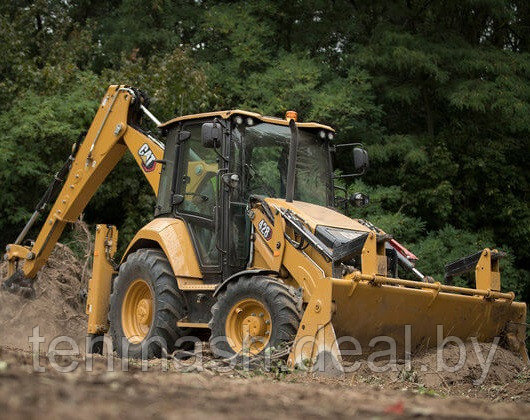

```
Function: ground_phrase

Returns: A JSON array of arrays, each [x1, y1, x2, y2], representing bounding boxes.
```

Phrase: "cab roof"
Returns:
[[159, 109, 335, 132]]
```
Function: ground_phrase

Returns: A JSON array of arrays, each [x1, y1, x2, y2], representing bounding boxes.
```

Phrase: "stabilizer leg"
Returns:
[[86, 224, 118, 342]]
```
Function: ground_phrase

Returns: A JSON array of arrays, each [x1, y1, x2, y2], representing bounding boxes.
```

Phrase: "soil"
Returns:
[[0, 243, 88, 350], [0, 242, 528, 419]]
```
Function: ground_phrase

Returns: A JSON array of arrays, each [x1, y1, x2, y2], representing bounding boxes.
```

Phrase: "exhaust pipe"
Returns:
[[285, 119, 299, 202]]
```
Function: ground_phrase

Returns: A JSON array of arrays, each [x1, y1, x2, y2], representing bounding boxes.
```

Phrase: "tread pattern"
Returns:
[[109, 248, 189, 359], [209, 276, 302, 358]]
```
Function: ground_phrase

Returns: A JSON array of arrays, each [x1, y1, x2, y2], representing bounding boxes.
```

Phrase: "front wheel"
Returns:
[[109, 249, 189, 359], [209, 276, 301, 358]]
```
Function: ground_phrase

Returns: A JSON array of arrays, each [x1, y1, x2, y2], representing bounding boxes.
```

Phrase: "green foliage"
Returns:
[[346, 180, 426, 243], [0, 80, 101, 240], [103, 48, 216, 117], [412, 226, 527, 299], [0, 15, 35, 107]]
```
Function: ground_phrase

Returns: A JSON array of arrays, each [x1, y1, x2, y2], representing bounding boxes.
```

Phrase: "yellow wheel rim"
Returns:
[[121, 279, 154, 344], [225, 298, 272, 355]]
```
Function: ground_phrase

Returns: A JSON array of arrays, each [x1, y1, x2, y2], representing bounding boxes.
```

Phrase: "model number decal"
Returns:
[[258, 219, 272, 241], [138, 143, 156, 172]]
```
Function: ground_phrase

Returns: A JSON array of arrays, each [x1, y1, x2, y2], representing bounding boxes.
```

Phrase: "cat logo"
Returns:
[[138, 143, 156, 172]]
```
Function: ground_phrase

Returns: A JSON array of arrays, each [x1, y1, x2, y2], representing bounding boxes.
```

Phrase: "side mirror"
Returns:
[[349, 192, 370, 207], [201, 122, 222, 148], [353, 147, 369, 172]]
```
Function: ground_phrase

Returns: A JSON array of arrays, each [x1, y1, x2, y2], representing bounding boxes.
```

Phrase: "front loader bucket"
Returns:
[[288, 275, 527, 375], [332, 278, 527, 360]]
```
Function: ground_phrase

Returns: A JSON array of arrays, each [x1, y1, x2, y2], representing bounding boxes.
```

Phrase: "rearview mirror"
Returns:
[[353, 147, 369, 172], [331, 143, 369, 180], [201, 122, 222, 148]]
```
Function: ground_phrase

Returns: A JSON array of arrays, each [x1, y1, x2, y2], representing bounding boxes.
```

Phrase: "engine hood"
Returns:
[[264, 198, 371, 233]]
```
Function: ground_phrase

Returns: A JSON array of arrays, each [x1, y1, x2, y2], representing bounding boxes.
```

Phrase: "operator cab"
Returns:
[[155, 110, 365, 280]]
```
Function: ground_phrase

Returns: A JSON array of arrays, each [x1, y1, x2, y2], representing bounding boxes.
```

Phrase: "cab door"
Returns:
[[227, 125, 251, 275], [175, 122, 223, 278]]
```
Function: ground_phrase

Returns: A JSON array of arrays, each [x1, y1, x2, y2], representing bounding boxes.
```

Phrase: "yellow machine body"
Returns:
[[122, 218, 204, 286]]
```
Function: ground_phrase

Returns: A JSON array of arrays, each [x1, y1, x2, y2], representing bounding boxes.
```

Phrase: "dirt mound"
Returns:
[[347, 342, 529, 402], [0, 242, 88, 350], [411, 342, 527, 388]]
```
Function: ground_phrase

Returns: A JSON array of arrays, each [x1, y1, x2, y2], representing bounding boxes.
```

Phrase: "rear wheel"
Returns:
[[109, 249, 189, 358], [209, 276, 301, 358]]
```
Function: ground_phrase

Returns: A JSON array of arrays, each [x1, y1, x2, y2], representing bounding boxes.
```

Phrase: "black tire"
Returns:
[[109, 248, 189, 359], [209, 276, 301, 358]]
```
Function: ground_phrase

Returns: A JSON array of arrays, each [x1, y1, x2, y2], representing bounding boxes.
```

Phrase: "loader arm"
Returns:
[[3, 85, 164, 287]]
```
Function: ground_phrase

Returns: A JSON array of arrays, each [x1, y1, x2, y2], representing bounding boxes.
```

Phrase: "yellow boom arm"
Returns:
[[4, 85, 164, 284]]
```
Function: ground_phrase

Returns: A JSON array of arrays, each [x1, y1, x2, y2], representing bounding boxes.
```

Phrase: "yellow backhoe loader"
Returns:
[[2, 85, 527, 372]]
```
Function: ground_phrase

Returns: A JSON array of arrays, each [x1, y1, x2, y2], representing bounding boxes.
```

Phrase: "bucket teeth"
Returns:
[[1, 270, 36, 299]]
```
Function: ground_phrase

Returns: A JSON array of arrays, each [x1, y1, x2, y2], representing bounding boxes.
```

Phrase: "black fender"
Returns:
[[213, 269, 278, 297]]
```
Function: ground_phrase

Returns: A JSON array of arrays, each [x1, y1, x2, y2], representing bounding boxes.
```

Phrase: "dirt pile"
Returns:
[[348, 343, 529, 402], [0, 242, 88, 350], [410, 342, 527, 388]]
